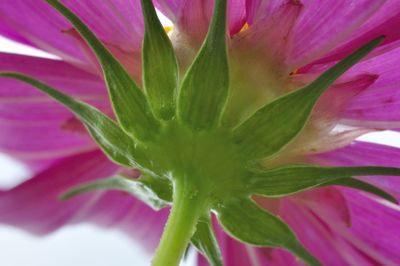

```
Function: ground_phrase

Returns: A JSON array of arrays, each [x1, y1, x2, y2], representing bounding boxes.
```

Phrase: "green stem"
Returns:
[[152, 178, 207, 266]]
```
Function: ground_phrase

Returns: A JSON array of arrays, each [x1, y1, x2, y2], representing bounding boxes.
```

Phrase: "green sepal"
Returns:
[[46, 0, 160, 141], [60, 174, 171, 211], [177, 0, 229, 130], [191, 215, 224, 266], [0, 72, 145, 168], [233, 37, 384, 159], [323, 178, 398, 204], [216, 198, 321, 266], [141, 0, 178, 120], [247, 164, 400, 200]]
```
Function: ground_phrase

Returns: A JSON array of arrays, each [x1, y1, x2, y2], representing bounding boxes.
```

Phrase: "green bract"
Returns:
[[177, 0, 229, 130], [248, 164, 400, 203], [1, 0, 398, 266], [141, 0, 178, 120], [60, 174, 171, 211]]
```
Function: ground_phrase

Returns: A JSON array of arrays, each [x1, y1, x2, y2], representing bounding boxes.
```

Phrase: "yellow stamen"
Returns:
[[164, 26, 173, 33], [239, 23, 249, 33], [290, 69, 299, 75]]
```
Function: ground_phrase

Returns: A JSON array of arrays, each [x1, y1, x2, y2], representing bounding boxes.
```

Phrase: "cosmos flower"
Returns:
[[0, 0, 400, 265]]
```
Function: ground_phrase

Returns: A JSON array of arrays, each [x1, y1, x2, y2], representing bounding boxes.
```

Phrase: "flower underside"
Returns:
[[1, 1, 400, 266]]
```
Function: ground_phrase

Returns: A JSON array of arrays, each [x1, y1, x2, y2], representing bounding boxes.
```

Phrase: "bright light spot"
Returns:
[[0, 225, 152, 266], [357, 130, 400, 148], [156, 9, 173, 27], [0, 36, 58, 59], [0, 153, 30, 189]]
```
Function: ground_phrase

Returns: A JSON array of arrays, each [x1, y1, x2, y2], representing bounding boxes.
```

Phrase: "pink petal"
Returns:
[[288, 0, 384, 68], [196, 254, 209, 266], [0, 1, 85, 63], [243, 0, 261, 25], [63, 28, 143, 82], [220, 235, 258, 266], [311, 141, 400, 199], [243, 0, 290, 24], [0, 0, 144, 65], [156, 0, 247, 44], [312, 1, 400, 65], [156, 0, 210, 45], [63, 0, 144, 51], [341, 47, 400, 125], [296, 188, 351, 226], [233, 1, 301, 70], [283, 193, 398, 265], [0, 150, 168, 251], [62, 0, 145, 78], [0, 53, 109, 108], [266, 248, 303, 266], [334, 190, 400, 265], [315, 75, 378, 118], [0, 53, 110, 170], [302, 189, 399, 265], [296, 46, 400, 127], [227, 0, 247, 36], [282, 199, 360, 265], [211, 217, 270, 266]]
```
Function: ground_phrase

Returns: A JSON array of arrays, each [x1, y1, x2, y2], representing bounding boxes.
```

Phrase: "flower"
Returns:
[[1, 0, 400, 265]]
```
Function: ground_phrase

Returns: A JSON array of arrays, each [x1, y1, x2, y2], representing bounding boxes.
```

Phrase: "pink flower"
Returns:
[[1, 0, 400, 265]]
